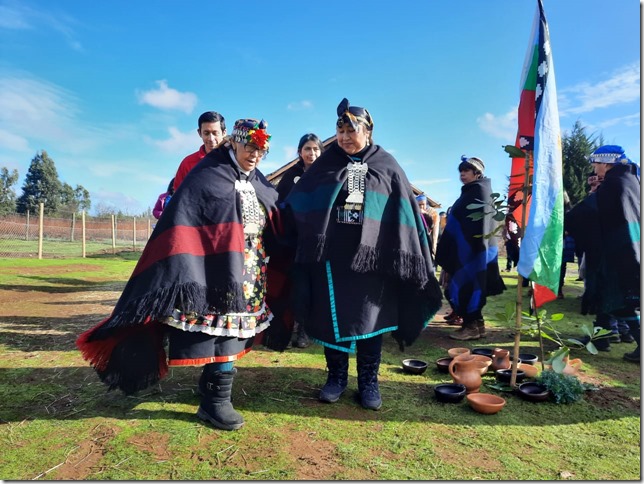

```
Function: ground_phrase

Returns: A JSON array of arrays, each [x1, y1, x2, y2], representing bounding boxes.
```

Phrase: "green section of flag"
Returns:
[[523, 45, 539, 91], [528, 190, 564, 293]]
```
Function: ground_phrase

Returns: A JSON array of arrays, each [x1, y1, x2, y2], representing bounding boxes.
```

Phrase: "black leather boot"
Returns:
[[357, 352, 382, 410], [196, 368, 244, 431], [319, 348, 349, 403]]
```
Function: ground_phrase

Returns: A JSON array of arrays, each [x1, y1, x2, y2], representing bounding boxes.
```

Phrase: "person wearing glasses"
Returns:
[[77, 119, 280, 431], [279, 98, 442, 410]]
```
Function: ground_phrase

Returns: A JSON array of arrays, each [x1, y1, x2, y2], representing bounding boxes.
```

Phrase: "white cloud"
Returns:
[[148, 127, 199, 154], [476, 108, 517, 140], [287, 100, 314, 111], [560, 62, 640, 116], [0, 128, 29, 151], [136, 80, 197, 114], [592, 112, 640, 129], [0, 74, 81, 151], [0, 2, 83, 51], [0, 4, 31, 29]]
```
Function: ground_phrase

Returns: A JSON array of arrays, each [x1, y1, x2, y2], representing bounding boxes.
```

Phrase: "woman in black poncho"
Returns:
[[77, 119, 279, 431], [283, 98, 442, 410], [435, 156, 506, 341], [275, 133, 325, 348]]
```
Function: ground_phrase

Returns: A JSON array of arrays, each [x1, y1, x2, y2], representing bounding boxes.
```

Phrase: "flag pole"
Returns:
[[510, 150, 532, 387]]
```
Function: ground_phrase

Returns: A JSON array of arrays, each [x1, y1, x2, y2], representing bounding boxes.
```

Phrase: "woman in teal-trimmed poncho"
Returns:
[[283, 98, 442, 410]]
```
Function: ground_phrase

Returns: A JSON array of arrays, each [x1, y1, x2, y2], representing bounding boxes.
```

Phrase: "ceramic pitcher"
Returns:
[[491, 348, 511, 371], [448, 355, 487, 393]]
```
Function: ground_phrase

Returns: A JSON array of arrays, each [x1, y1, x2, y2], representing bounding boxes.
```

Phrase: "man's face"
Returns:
[[199, 121, 225, 153]]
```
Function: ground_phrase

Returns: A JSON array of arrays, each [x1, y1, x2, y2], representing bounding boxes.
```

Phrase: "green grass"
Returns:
[[0, 256, 640, 480]]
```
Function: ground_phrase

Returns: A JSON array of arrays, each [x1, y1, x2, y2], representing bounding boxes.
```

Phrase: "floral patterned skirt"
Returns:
[[164, 232, 272, 366]]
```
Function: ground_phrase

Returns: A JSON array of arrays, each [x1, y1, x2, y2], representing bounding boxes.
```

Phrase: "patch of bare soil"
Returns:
[[51, 424, 119, 480], [127, 432, 172, 461], [584, 386, 640, 411], [288, 430, 345, 480]]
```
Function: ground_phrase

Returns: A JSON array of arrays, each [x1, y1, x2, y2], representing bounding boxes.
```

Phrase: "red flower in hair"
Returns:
[[247, 129, 271, 150]]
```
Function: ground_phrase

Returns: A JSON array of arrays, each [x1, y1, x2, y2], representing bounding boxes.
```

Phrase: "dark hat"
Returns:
[[336, 98, 373, 131]]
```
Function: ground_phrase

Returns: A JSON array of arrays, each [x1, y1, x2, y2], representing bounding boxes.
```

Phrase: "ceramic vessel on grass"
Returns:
[[448, 347, 470, 359], [434, 383, 467, 403], [456, 353, 492, 375], [517, 363, 540, 378], [471, 348, 493, 358], [516, 382, 551, 402], [449, 355, 487, 393], [491, 348, 511, 371], [467, 393, 506, 414], [517, 353, 539, 365], [495, 368, 526, 384], [402, 359, 428, 375], [435, 357, 453, 373]]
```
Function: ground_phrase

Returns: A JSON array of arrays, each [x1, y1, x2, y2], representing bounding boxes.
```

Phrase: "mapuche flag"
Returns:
[[513, 0, 564, 307]]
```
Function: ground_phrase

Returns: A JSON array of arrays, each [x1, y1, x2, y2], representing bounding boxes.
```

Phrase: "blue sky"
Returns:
[[0, 0, 640, 215]]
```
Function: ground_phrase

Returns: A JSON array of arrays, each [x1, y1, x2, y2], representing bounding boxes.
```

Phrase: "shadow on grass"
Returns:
[[0, 315, 114, 352], [0, 361, 639, 427], [0, 280, 126, 294]]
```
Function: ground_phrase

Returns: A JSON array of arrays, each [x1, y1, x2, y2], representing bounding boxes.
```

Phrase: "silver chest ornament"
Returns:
[[337, 161, 367, 224], [235, 179, 262, 236]]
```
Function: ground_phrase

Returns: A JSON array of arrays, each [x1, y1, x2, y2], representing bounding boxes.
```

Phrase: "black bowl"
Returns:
[[517, 353, 539, 365], [402, 358, 428, 375], [435, 357, 453, 373], [516, 382, 551, 402], [434, 383, 467, 403], [495, 368, 526, 384], [471, 348, 493, 358]]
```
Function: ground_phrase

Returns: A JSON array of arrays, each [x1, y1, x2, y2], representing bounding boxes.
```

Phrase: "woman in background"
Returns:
[[275, 133, 325, 349]]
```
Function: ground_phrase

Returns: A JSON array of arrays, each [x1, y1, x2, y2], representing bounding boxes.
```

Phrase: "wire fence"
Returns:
[[0, 204, 152, 258]]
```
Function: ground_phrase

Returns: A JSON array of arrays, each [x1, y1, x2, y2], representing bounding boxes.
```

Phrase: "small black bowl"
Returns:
[[435, 357, 453, 373], [495, 368, 526, 384], [516, 382, 551, 402], [471, 348, 493, 358], [434, 383, 467, 403], [402, 358, 428, 375], [517, 353, 539, 365]]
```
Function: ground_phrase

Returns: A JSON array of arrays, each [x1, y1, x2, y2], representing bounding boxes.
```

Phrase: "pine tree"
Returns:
[[16, 150, 63, 215], [59, 182, 91, 214], [0, 167, 19, 215], [562, 121, 601, 207]]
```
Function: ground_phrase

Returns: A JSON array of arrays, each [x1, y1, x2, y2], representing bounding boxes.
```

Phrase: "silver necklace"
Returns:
[[235, 180, 262, 236], [345, 161, 367, 206]]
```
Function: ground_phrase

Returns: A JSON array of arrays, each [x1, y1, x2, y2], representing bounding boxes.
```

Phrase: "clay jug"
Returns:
[[455, 352, 492, 375], [448, 355, 486, 393], [562, 357, 583, 375], [491, 348, 511, 371]]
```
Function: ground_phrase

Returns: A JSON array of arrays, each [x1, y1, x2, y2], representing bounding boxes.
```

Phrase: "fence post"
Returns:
[[147, 218, 151, 239], [38, 202, 44, 259], [81, 210, 86, 258], [132, 216, 136, 250], [111, 215, 116, 254], [26, 210, 30, 241], [71, 212, 76, 241]]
